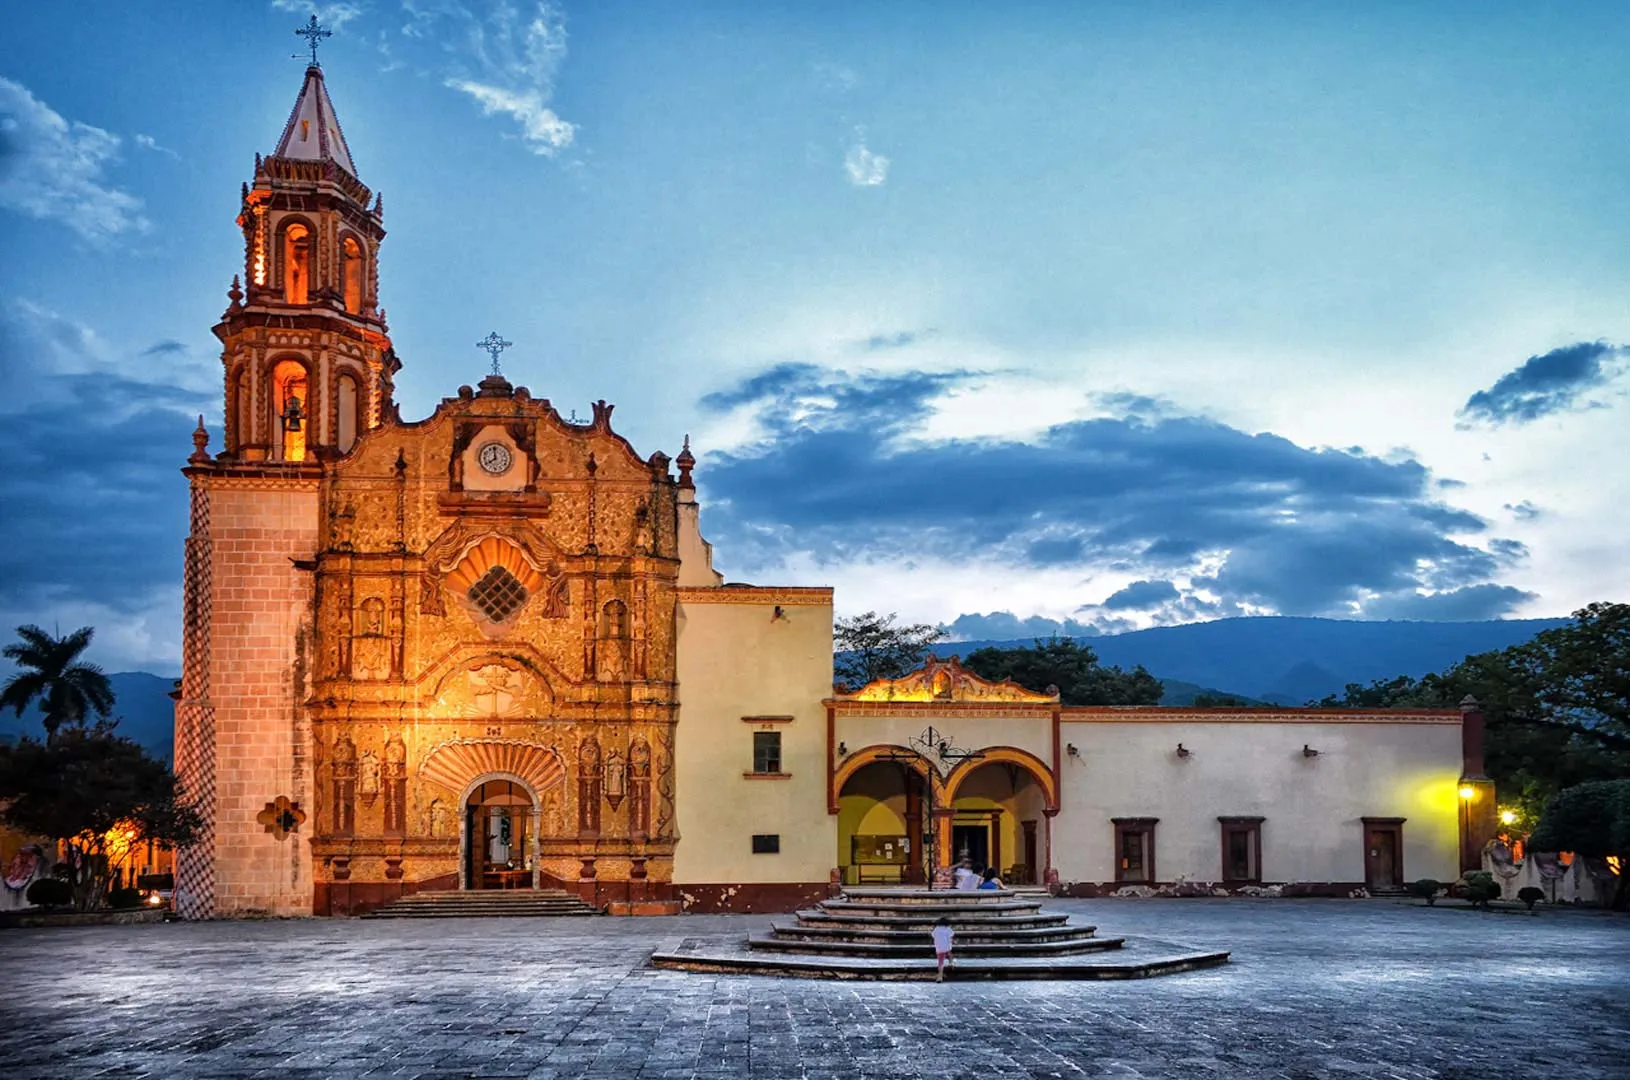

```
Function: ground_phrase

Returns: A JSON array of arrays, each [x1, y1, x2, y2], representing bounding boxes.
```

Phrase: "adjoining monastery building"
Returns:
[[173, 63, 1499, 918]]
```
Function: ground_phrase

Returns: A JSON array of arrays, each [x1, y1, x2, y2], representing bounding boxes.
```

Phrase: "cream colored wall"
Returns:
[[1053, 720, 1462, 885], [835, 714, 1052, 765], [673, 596, 835, 884]]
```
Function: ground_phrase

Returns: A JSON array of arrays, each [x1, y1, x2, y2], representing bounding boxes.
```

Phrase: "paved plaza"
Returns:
[[2, 899, 1625, 1079]]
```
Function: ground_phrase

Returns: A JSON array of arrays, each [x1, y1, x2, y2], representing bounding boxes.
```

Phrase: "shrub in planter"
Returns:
[[1409, 878, 1443, 905], [1517, 886, 1545, 911], [108, 886, 144, 910], [1464, 870, 1501, 909], [26, 877, 72, 908]]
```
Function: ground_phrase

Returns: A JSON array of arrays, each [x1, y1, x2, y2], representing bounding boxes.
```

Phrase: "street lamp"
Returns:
[[880, 725, 983, 890]]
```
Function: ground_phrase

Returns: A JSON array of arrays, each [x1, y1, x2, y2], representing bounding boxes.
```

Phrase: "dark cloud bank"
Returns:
[[697, 363, 1537, 624], [1460, 341, 1625, 425], [0, 302, 211, 619]]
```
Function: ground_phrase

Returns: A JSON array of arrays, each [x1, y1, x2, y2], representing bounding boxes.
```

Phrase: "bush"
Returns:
[[26, 877, 72, 908], [1517, 886, 1545, 911], [108, 886, 144, 910], [1409, 878, 1443, 905], [1464, 870, 1501, 909]]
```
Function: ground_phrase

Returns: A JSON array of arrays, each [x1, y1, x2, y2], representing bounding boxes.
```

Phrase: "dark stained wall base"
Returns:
[[678, 882, 837, 913], [315, 872, 459, 916]]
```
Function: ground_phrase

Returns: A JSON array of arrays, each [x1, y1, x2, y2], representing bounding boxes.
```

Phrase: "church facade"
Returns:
[[173, 65, 1497, 919]]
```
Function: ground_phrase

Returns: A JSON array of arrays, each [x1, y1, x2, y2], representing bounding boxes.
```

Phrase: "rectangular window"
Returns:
[[1219, 817, 1264, 884], [752, 834, 780, 854], [1112, 818, 1158, 883], [752, 731, 782, 774]]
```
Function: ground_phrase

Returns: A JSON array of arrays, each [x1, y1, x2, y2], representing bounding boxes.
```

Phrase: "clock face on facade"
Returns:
[[476, 441, 513, 475]]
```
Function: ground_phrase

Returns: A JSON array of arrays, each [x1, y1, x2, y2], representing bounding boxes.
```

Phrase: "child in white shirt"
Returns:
[[931, 917, 954, 981]]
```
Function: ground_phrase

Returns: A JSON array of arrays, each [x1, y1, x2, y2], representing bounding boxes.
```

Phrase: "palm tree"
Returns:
[[1, 625, 115, 737]]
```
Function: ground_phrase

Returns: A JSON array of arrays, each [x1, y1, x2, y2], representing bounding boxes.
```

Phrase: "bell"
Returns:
[[283, 395, 304, 432]]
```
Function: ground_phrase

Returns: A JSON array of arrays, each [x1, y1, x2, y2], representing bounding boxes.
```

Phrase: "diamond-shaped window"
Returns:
[[468, 566, 528, 623]]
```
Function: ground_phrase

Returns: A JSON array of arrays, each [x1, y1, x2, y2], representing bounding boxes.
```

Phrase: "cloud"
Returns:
[[696, 365, 1531, 620], [861, 330, 928, 352], [444, 80, 573, 155], [845, 140, 889, 187], [0, 300, 213, 671], [1459, 341, 1626, 426], [427, 2, 576, 156], [1361, 584, 1537, 621], [270, 0, 365, 33], [1504, 500, 1542, 521], [1101, 580, 1182, 610], [942, 612, 1103, 642], [141, 340, 188, 357], [132, 133, 180, 160], [0, 77, 149, 240]]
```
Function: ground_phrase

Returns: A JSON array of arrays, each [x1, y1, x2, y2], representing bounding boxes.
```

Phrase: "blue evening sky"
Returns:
[[1, 2, 1626, 672]]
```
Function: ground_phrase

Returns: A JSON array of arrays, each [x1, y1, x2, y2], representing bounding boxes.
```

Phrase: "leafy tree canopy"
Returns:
[[1, 624, 114, 737], [834, 611, 946, 688], [1527, 779, 1630, 859], [961, 636, 1163, 706], [0, 724, 203, 910]]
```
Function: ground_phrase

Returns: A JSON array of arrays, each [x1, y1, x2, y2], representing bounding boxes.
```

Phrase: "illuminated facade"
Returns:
[[174, 64, 1495, 919]]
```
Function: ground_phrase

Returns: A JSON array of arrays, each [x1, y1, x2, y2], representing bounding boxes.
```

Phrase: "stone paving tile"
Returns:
[[0, 900, 1626, 1078]]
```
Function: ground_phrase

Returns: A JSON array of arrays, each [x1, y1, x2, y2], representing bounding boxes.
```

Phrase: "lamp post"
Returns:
[[881, 726, 982, 890]]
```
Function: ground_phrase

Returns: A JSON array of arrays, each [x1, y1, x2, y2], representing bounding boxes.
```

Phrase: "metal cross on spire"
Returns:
[[476, 331, 513, 376], [294, 15, 332, 66]]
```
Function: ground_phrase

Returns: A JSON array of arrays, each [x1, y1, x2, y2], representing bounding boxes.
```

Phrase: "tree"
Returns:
[[1527, 779, 1630, 909], [1, 625, 114, 738], [834, 611, 946, 689], [962, 636, 1164, 706], [1191, 693, 1253, 708], [0, 724, 204, 910]]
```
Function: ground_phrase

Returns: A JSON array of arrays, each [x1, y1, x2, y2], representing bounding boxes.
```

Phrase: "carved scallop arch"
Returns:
[[419, 738, 567, 797], [418, 651, 562, 715]]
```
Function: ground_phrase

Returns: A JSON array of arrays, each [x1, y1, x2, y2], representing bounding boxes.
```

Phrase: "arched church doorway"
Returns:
[[463, 777, 537, 890], [836, 759, 932, 886], [947, 759, 1052, 886]]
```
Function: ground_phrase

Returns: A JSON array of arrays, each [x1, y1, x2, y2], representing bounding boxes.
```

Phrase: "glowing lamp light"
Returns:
[[146, 894, 162, 906], [1458, 785, 1476, 800], [1499, 809, 1517, 826]]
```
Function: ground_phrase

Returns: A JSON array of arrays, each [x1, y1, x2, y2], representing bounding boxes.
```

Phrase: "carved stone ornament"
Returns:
[[256, 796, 307, 841]]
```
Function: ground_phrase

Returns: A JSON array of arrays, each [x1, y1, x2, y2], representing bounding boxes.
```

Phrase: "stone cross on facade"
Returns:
[[294, 15, 332, 66], [476, 331, 513, 376]]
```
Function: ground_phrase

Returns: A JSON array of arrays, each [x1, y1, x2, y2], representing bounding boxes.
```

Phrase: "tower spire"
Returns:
[[272, 57, 358, 178]]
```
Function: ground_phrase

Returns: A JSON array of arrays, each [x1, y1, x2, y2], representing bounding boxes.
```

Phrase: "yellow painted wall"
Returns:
[[672, 594, 835, 884], [1053, 719, 1462, 884]]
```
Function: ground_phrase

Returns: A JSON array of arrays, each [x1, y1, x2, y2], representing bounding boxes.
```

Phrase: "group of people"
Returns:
[[931, 861, 1007, 981], [951, 860, 1004, 891]]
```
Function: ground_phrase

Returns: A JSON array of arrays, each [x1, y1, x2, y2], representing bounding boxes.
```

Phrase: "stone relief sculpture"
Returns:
[[331, 733, 357, 835], [426, 798, 450, 837], [629, 737, 652, 838], [358, 750, 381, 805], [357, 597, 385, 636], [653, 731, 674, 841], [577, 737, 602, 835], [604, 748, 626, 810], [383, 733, 407, 834]]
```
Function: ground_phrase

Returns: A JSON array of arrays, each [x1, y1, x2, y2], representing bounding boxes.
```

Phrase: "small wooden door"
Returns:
[[1021, 820, 1038, 885], [1364, 820, 1404, 890]]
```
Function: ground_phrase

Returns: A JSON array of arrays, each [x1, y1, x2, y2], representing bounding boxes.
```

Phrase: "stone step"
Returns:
[[770, 922, 1100, 946], [746, 932, 1126, 959], [819, 898, 1045, 917], [791, 908, 1074, 931], [840, 887, 1024, 904], [652, 940, 1230, 981], [362, 889, 602, 919]]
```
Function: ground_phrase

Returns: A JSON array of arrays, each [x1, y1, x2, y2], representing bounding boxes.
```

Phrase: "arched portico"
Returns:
[[458, 772, 541, 890], [945, 749, 1057, 886]]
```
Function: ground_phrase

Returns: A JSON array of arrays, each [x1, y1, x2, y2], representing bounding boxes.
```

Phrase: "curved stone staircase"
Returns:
[[361, 889, 602, 919], [652, 887, 1230, 980]]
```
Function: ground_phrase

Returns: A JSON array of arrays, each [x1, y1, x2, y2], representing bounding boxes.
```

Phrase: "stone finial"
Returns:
[[373, 191, 384, 217], [189, 416, 211, 464], [378, 307, 389, 331], [227, 275, 243, 310], [1459, 694, 1480, 712], [676, 434, 695, 490]]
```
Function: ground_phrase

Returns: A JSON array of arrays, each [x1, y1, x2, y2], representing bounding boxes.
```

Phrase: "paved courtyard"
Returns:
[[1, 898, 1625, 1079]]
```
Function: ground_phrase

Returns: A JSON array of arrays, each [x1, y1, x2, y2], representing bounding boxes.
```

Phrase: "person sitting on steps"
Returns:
[[979, 866, 1004, 890]]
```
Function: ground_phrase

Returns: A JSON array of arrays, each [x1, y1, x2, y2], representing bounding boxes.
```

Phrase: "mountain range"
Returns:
[[0, 616, 1569, 753]]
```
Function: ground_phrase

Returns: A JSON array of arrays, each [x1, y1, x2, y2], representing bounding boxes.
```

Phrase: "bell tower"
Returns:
[[216, 61, 397, 463]]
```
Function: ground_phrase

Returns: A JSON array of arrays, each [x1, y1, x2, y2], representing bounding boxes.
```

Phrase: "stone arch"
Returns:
[[944, 745, 1058, 812], [277, 215, 316, 303], [832, 744, 948, 810], [422, 654, 557, 720], [421, 739, 568, 799]]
